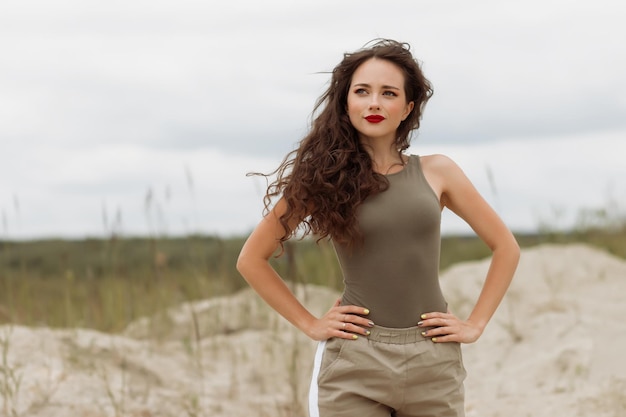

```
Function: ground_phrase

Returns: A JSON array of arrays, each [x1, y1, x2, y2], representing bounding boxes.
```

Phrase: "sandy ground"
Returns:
[[1, 243, 625, 417]]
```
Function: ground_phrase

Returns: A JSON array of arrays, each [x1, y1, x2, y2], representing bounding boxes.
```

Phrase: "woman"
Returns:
[[237, 39, 520, 417]]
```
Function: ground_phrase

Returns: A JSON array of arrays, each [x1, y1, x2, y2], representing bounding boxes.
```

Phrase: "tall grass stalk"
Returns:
[[0, 191, 625, 335], [0, 327, 22, 417]]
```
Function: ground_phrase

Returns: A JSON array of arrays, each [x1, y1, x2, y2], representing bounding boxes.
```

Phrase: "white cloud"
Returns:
[[0, 144, 280, 238], [1, 0, 625, 238], [411, 128, 626, 233], [2, 129, 624, 239]]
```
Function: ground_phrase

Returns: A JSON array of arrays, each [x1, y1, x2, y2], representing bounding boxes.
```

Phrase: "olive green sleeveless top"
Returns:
[[334, 155, 447, 328]]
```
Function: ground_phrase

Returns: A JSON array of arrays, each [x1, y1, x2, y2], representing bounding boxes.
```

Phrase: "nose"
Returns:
[[368, 94, 381, 110]]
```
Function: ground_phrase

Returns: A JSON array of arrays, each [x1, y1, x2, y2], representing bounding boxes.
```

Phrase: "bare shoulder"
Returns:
[[419, 154, 463, 176], [417, 154, 466, 202]]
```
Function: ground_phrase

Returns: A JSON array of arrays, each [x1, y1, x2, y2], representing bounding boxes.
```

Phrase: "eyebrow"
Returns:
[[353, 83, 401, 90]]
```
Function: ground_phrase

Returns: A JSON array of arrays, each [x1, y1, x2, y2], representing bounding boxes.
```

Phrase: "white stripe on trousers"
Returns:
[[308, 340, 327, 417]]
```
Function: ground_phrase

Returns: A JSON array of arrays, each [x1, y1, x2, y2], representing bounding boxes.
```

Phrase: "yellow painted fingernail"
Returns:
[[363, 309, 370, 315], [353, 335, 359, 340], [365, 330, 371, 336], [432, 337, 438, 343], [421, 314, 427, 319], [421, 331, 427, 336]]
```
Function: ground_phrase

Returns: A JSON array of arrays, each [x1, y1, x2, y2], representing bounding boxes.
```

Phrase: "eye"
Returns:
[[383, 90, 398, 97], [354, 88, 368, 95]]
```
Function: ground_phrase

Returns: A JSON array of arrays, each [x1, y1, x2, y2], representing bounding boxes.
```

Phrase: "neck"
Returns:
[[360, 134, 396, 158], [360, 141, 406, 175]]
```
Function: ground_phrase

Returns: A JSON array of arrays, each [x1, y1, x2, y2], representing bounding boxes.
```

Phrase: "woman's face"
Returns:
[[347, 58, 414, 145]]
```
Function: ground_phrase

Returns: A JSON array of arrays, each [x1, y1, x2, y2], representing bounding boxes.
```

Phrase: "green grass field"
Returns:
[[1, 228, 625, 333]]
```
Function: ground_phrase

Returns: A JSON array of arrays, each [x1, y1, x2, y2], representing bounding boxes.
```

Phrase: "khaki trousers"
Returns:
[[308, 325, 466, 417]]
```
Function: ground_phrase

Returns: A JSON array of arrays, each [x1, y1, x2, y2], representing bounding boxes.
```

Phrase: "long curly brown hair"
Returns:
[[257, 39, 433, 248]]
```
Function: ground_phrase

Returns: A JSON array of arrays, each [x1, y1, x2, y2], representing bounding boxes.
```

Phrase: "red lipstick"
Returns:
[[365, 115, 385, 123]]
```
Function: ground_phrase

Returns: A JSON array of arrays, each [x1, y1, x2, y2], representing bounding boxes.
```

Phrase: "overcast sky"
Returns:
[[1, 0, 625, 239]]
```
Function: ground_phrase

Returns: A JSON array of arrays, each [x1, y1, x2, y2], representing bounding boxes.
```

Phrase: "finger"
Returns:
[[341, 313, 375, 329], [431, 334, 458, 343], [420, 312, 453, 320], [339, 305, 371, 316], [336, 313, 350, 325], [342, 322, 372, 336], [418, 318, 446, 328], [419, 315, 457, 328], [422, 326, 454, 337], [333, 328, 360, 340]]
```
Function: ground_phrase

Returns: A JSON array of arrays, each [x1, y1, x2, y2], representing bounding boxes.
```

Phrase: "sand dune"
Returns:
[[2, 243, 625, 416]]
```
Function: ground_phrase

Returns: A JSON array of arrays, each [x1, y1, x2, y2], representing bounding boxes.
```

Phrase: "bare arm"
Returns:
[[419, 155, 520, 343], [236, 198, 373, 341]]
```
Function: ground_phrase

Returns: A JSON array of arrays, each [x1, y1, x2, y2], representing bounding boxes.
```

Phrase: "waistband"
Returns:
[[367, 324, 429, 344]]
